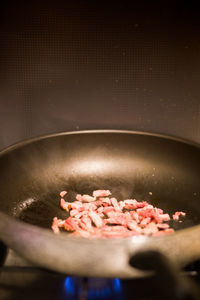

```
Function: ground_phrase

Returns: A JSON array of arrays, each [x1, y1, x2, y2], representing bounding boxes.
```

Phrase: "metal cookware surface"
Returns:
[[0, 130, 200, 278]]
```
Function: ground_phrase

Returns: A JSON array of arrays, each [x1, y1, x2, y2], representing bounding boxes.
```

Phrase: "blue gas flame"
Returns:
[[112, 278, 122, 293], [64, 277, 76, 295], [64, 277, 122, 300]]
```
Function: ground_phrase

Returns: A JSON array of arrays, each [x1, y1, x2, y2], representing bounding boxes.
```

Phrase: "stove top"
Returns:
[[0, 246, 200, 300]]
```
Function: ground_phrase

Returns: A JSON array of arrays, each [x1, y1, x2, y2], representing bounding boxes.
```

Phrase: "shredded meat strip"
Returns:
[[52, 189, 186, 238]]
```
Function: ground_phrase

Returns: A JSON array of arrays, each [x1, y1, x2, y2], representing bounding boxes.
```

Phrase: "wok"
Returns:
[[0, 129, 200, 278]]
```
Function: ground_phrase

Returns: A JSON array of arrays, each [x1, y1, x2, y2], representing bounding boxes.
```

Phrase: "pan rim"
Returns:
[[0, 129, 200, 157]]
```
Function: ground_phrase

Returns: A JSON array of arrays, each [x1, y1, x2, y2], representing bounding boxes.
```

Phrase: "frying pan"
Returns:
[[0, 129, 200, 278]]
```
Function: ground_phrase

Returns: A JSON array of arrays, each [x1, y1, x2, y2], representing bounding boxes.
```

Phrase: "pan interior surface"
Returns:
[[0, 131, 200, 233]]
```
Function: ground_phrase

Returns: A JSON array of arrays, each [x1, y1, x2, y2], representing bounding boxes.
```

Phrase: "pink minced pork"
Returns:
[[60, 191, 67, 198], [52, 189, 186, 238], [172, 211, 186, 221], [92, 190, 111, 197]]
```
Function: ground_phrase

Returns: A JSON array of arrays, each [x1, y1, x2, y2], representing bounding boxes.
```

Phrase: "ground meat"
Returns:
[[52, 189, 186, 238], [76, 194, 96, 202], [92, 190, 111, 197], [60, 191, 67, 198], [172, 211, 186, 221]]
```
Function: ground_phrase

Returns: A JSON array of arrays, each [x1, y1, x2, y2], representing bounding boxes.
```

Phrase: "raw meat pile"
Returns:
[[52, 190, 186, 238]]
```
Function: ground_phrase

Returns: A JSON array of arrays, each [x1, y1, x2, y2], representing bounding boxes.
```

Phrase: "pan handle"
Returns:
[[127, 224, 200, 269], [129, 250, 200, 300]]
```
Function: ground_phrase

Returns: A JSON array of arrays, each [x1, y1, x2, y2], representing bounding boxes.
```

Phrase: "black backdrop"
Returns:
[[0, 1, 200, 149]]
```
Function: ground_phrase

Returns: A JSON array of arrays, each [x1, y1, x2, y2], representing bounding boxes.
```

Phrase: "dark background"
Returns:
[[0, 0, 200, 149]]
